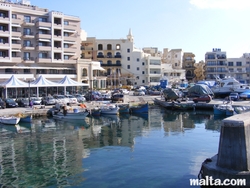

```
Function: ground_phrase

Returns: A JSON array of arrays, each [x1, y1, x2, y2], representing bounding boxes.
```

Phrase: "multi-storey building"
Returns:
[[0, 0, 106, 95], [205, 48, 250, 84], [182, 52, 195, 82], [205, 48, 227, 80]]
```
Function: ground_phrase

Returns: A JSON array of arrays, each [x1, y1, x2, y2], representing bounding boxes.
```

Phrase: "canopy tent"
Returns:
[[57, 75, 89, 94], [57, 75, 89, 86], [0, 75, 28, 88], [30, 75, 59, 87], [0, 75, 29, 98]]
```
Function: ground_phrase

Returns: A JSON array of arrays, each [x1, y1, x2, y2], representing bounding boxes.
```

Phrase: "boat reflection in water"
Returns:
[[0, 107, 224, 187]]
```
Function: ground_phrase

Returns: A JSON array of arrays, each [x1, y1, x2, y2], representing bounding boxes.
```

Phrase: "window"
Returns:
[[142, 62, 145, 65], [0, 12, 6, 18], [127, 49, 130, 53], [64, 55, 69, 60], [142, 80, 145, 83], [127, 65, 130, 69], [39, 17, 47, 22], [12, 52, 17, 57], [236, 62, 242, 66], [24, 52, 30, 60], [137, 58, 139, 62], [39, 52, 48, 58], [64, 21, 69, 25], [228, 62, 233, 66], [116, 60, 121, 65], [107, 44, 112, 50], [107, 60, 112, 65], [0, 51, 7, 57], [24, 69, 30, 73], [116, 44, 120, 50], [142, 71, 145, 74], [12, 14, 17, 19], [23, 28, 31, 35], [24, 16, 31, 23], [175, 63, 178, 67], [82, 68, 87, 76], [64, 43, 69, 48], [64, 32, 69, 37], [127, 57, 130, 61], [137, 67, 139, 71], [98, 44, 103, 50], [23, 40, 31, 47]]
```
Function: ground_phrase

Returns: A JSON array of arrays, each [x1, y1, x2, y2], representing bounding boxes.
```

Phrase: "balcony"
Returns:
[[53, 46, 62, 51], [36, 57, 52, 63], [22, 32, 35, 39], [23, 57, 35, 63], [0, 56, 10, 61], [101, 63, 122, 67], [64, 35, 77, 41], [22, 44, 35, 50], [12, 31, 22, 38], [35, 21, 52, 28], [64, 24, 77, 30], [36, 45, 52, 51], [12, 18, 22, 25], [36, 33, 51, 39], [22, 20, 35, 26], [54, 35, 62, 40], [12, 57, 22, 62], [63, 59, 77, 64], [0, 42, 9, 48], [0, 30, 9, 35], [114, 55, 122, 58], [12, 43, 21, 49], [97, 55, 104, 58], [0, 16, 10, 23], [64, 47, 77, 53]]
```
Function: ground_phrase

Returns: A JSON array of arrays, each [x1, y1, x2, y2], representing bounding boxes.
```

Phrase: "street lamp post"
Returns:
[[28, 80, 31, 106]]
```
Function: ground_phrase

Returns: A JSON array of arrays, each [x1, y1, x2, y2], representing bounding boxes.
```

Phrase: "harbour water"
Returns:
[[0, 106, 224, 188]]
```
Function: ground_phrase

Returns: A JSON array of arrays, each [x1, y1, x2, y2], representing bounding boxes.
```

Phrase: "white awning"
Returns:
[[93, 67, 105, 71], [12, 49, 21, 52], [0, 66, 75, 70], [64, 52, 75, 55], [63, 41, 76, 44], [39, 27, 51, 30], [63, 29, 76, 33], [12, 24, 21, 27], [38, 39, 51, 42], [12, 37, 21, 40]]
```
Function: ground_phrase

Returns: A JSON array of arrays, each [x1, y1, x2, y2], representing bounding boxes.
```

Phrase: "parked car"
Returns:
[[74, 94, 86, 103], [193, 94, 212, 103], [111, 93, 124, 103], [30, 97, 42, 105], [229, 92, 239, 101], [133, 90, 145, 96], [121, 89, 130, 95], [5, 98, 18, 108], [16, 98, 29, 107], [53, 95, 69, 104], [239, 91, 250, 100], [0, 98, 6, 109], [65, 95, 78, 104], [42, 96, 56, 106], [101, 94, 111, 100]]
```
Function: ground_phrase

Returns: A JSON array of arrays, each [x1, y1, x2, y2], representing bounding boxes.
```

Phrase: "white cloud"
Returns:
[[190, 0, 250, 10]]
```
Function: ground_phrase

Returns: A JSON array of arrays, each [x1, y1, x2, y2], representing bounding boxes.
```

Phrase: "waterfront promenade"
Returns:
[[2, 94, 250, 117]]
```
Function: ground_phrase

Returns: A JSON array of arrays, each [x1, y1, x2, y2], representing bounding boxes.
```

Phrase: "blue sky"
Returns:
[[29, 0, 250, 61]]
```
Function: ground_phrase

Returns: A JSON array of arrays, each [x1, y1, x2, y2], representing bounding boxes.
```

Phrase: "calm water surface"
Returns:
[[0, 106, 224, 188]]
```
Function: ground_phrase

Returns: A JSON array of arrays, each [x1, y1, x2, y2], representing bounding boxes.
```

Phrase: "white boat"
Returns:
[[100, 104, 119, 115], [52, 110, 89, 120], [213, 104, 235, 116], [212, 76, 250, 97], [0, 116, 20, 125]]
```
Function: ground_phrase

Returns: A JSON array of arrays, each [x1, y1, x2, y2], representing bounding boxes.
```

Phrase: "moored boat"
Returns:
[[0, 116, 20, 125], [20, 115, 32, 123], [53, 110, 89, 120], [90, 107, 101, 116], [100, 104, 119, 115], [213, 104, 234, 116], [118, 104, 130, 114], [129, 103, 149, 114]]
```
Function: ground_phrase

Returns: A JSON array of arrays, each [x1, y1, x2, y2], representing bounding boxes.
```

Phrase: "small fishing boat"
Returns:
[[118, 104, 130, 114], [0, 116, 20, 125], [129, 103, 149, 114], [90, 107, 101, 116], [100, 104, 119, 115], [53, 110, 89, 120], [213, 104, 234, 116], [20, 115, 32, 123]]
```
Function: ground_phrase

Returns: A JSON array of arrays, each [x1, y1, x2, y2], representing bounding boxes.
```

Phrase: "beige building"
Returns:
[[182, 52, 195, 82], [0, 1, 107, 97]]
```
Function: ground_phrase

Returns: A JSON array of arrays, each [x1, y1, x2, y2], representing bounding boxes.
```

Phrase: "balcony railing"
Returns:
[[101, 64, 121, 67]]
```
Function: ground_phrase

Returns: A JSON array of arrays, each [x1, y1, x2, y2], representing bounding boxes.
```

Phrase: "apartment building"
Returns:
[[0, 0, 81, 82], [182, 52, 195, 82], [205, 48, 250, 84]]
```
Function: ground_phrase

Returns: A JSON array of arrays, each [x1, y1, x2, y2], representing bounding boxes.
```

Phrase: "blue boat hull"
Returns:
[[20, 115, 32, 123], [130, 103, 148, 114]]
